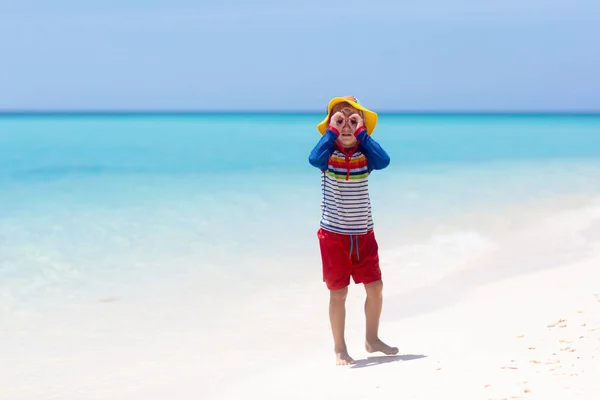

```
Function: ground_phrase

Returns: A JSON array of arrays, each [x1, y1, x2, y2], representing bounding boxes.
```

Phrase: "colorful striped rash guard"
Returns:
[[308, 127, 390, 235]]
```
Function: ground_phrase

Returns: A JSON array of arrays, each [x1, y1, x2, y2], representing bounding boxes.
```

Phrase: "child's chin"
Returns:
[[339, 139, 357, 148]]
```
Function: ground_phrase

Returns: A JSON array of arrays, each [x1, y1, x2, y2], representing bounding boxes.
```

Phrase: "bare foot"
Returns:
[[365, 338, 399, 355], [335, 348, 356, 366]]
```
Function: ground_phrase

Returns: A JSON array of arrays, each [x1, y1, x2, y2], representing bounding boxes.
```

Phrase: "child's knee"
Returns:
[[365, 280, 383, 296], [329, 286, 348, 301]]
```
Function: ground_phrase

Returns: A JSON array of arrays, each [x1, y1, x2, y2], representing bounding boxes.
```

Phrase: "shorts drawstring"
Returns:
[[349, 234, 360, 261]]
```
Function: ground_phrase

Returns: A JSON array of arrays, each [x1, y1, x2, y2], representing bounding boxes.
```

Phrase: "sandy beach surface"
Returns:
[[212, 201, 600, 400], [1, 198, 599, 400], [227, 257, 600, 400]]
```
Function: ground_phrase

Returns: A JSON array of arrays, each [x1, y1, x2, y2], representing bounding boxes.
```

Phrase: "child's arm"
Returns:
[[355, 128, 391, 172], [308, 128, 339, 170]]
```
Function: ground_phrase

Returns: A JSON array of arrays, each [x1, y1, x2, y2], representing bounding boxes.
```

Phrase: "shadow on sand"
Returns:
[[351, 354, 427, 369]]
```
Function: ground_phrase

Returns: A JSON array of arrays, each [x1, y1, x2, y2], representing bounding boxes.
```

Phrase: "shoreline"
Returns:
[[1, 193, 599, 399]]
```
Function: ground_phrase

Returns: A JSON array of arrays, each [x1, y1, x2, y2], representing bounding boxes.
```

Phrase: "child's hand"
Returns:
[[329, 112, 346, 133], [349, 113, 364, 135]]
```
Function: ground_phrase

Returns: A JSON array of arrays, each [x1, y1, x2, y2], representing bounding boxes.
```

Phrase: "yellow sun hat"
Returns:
[[317, 95, 378, 136]]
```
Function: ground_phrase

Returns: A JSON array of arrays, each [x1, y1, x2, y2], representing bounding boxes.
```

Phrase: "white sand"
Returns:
[[1, 198, 600, 400], [213, 201, 600, 400]]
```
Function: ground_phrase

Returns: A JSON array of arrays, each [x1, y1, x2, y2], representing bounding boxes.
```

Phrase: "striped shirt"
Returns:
[[320, 150, 373, 234], [308, 127, 391, 236]]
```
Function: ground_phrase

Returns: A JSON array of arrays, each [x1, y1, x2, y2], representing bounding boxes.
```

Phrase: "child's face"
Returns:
[[329, 103, 364, 148]]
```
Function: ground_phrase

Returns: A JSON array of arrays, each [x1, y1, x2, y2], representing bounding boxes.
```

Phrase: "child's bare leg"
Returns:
[[364, 280, 399, 355], [329, 286, 355, 365]]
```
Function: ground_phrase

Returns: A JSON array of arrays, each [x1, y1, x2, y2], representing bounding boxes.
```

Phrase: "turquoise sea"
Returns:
[[1, 112, 600, 303], [1, 112, 600, 398]]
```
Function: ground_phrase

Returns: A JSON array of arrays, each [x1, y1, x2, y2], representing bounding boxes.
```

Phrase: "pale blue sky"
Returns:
[[1, 1, 599, 111]]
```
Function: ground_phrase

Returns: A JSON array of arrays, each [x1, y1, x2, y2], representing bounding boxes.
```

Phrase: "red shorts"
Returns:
[[317, 228, 382, 291]]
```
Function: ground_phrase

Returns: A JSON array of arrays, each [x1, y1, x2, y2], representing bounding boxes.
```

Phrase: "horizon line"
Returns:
[[1, 109, 600, 116]]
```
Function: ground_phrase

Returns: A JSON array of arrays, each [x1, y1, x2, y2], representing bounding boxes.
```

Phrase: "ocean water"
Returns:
[[1, 112, 600, 305], [1, 113, 600, 398]]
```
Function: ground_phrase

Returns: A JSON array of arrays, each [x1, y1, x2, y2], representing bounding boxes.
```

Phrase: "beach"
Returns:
[[2, 196, 599, 400], [1, 114, 599, 399], [197, 196, 600, 400]]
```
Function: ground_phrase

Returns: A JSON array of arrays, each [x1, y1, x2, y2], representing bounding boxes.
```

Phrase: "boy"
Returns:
[[308, 96, 397, 366]]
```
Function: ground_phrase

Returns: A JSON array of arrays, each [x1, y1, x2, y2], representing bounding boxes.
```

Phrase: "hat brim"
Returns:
[[317, 97, 378, 136]]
